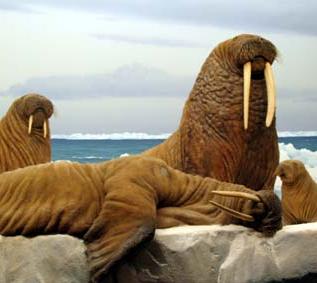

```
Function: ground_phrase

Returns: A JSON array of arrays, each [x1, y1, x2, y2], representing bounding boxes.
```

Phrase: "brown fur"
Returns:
[[0, 93, 53, 173], [144, 34, 279, 191], [0, 156, 281, 282], [276, 160, 317, 225]]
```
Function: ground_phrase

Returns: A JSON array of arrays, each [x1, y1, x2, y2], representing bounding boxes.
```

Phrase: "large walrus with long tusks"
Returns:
[[0, 93, 53, 173], [144, 34, 279, 191], [0, 155, 281, 282], [275, 159, 317, 225]]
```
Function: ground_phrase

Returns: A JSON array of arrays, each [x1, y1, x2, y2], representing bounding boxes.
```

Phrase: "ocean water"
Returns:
[[52, 136, 317, 163], [52, 139, 162, 163], [52, 135, 317, 195]]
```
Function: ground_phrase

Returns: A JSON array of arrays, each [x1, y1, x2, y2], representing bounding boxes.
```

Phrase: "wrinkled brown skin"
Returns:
[[0, 156, 281, 282], [276, 160, 317, 225], [0, 93, 53, 173], [144, 34, 279, 192]]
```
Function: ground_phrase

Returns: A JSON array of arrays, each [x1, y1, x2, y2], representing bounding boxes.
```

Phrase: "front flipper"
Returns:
[[210, 190, 282, 236], [84, 183, 156, 283]]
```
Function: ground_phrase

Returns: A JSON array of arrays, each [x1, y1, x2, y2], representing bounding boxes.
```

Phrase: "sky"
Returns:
[[1, 0, 317, 134]]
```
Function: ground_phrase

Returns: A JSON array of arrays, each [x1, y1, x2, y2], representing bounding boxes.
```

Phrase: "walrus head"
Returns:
[[11, 93, 54, 138], [185, 33, 277, 136], [212, 34, 277, 130], [275, 160, 307, 186]]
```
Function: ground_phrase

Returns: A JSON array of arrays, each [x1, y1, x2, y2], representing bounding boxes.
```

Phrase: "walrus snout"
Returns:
[[23, 94, 54, 119], [235, 34, 277, 66], [252, 190, 282, 237]]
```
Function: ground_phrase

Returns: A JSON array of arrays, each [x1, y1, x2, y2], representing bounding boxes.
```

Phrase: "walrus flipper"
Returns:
[[84, 183, 156, 283]]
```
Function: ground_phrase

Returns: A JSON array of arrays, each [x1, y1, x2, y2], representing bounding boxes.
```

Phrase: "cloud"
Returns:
[[2, 64, 194, 100], [92, 33, 205, 48], [0, 0, 316, 36], [0, 2, 37, 13]]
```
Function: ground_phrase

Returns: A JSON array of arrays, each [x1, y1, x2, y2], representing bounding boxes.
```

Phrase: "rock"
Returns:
[[114, 223, 317, 283], [0, 235, 89, 283], [0, 223, 316, 283]]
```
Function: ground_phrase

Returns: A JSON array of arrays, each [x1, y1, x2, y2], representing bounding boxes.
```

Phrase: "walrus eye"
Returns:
[[210, 191, 261, 222]]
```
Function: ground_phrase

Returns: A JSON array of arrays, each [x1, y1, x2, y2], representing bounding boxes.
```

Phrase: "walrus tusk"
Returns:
[[211, 190, 261, 202], [264, 62, 276, 127], [209, 200, 255, 222], [243, 62, 252, 130], [43, 120, 47, 138], [28, 115, 33, 135]]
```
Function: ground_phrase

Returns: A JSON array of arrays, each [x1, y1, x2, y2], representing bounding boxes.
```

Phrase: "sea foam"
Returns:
[[278, 131, 317, 137], [52, 131, 317, 140]]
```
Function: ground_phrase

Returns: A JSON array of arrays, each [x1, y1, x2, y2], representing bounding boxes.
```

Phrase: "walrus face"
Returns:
[[14, 93, 54, 138], [275, 160, 306, 186], [212, 34, 277, 131]]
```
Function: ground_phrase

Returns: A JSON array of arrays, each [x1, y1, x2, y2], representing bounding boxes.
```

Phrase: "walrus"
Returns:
[[275, 160, 317, 225], [0, 155, 281, 282], [144, 34, 279, 191], [0, 93, 53, 173]]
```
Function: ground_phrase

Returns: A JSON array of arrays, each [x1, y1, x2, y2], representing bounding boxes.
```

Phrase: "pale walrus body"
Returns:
[[0, 93, 53, 173], [144, 34, 279, 191], [276, 160, 317, 225], [0, 155, 281, 282]]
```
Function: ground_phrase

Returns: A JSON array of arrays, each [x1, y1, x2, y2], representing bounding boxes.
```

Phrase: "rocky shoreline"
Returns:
[[1, 223, 316, 283]]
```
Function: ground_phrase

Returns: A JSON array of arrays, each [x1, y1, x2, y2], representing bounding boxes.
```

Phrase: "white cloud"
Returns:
[[92, 33, 205, 48], [1, 64, 194, 99]]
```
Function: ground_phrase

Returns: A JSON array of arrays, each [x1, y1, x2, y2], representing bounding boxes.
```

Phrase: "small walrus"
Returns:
[[275, 159, 317, 225], [0, 93, 53, 173], [0, 155, 281, 282]]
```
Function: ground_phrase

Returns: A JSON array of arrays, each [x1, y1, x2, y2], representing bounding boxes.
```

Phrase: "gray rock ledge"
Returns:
[[0, 223, 316, 283]]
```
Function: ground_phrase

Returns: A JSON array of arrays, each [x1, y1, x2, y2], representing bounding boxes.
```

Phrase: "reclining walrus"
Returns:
[[144, 34, 279, 191], [275, 159, 317, 225], [0, 155, 281, 282], [0, 93, 53, 173]]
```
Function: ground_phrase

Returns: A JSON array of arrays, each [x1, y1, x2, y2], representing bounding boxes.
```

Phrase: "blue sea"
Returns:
[[52, 137, 317, 163]]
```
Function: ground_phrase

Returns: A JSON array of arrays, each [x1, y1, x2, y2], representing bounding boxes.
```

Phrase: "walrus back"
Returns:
[[0, 162, 104, 236]]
